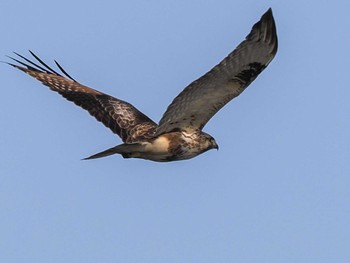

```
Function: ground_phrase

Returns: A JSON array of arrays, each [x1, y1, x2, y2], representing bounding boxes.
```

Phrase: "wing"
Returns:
[[156, 8, 278, 135], [7, 51, 157, 143]]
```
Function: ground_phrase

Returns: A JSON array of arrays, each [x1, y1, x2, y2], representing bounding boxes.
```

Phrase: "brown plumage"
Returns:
[[7, 8, 277, 162]]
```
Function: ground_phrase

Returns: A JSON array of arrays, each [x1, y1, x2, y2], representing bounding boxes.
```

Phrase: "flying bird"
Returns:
[[7, 8, 277, 162]]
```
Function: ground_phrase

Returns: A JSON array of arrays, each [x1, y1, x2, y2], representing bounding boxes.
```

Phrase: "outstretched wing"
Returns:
[[157, 8, 278, 135], [8, 51, 157, 143]]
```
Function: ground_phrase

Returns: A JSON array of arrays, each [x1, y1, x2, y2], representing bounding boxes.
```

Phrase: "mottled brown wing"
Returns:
[[156, 8, 278, 135], [8, 51, 157, 143]]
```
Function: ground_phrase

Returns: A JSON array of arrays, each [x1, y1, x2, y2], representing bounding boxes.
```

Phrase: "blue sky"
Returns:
[[1, 0, 349, 262]]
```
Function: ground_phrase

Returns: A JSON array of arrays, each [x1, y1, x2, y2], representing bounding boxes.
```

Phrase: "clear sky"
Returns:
[[1, 0, 349, 262]]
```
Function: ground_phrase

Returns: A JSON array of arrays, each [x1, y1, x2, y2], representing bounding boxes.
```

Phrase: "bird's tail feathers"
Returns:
[[82, 143, 145, 160]]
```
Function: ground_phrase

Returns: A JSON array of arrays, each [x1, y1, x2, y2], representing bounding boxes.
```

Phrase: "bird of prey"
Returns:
[[7, 8, 277, 162]]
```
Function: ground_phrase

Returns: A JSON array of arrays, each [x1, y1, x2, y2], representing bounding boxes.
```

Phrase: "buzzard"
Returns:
[[7, 8, 277, 162]]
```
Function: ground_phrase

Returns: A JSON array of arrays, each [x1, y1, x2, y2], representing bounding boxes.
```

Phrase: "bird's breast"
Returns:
[[144, 134, 171, 153], [140, 132, 205, 161]]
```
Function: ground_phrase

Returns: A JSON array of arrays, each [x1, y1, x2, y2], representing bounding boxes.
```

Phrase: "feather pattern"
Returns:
[[156, 8, 277, 135], [7, 52, 157, 143]]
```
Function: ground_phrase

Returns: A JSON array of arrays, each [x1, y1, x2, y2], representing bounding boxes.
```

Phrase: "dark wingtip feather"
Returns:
[[261, 8, 273, 21], [54, 60, 76, 81], [13, 51, 50, 73], [266, 7, 273, 15], [0, 60, 26, 73], [6, 50, 76, 81], [262, 8, 278, 55], [248, 8, 278, 56], [28, 50, 61, 75]]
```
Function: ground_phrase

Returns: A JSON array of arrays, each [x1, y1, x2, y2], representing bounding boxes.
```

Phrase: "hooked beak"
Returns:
[[213, 142, 219, 150]]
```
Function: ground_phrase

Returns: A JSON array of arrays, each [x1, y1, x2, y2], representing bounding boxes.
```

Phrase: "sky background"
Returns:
[[1, 0, 349, 262]]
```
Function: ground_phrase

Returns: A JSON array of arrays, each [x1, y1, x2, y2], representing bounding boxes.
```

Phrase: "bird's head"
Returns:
[[201, 132, 219, 151], [210, 137, 219, 151]]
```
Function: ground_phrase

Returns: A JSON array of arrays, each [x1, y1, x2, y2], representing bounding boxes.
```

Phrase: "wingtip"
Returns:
[[4, 61, 19, 68], [262, 8, 273, 18], [253, 7, 278, 56], [3, 55, 30, 72], [0, 60, 14, 69], [261, 7, 275, 23], [5, 50, 78, 80]]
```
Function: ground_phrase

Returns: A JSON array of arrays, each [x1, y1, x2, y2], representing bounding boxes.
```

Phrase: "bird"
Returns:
[[7, 8, 277, 162]]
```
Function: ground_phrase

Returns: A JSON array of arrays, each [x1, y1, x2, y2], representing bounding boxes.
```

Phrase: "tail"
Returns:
[[82, 143, 145, 160]]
